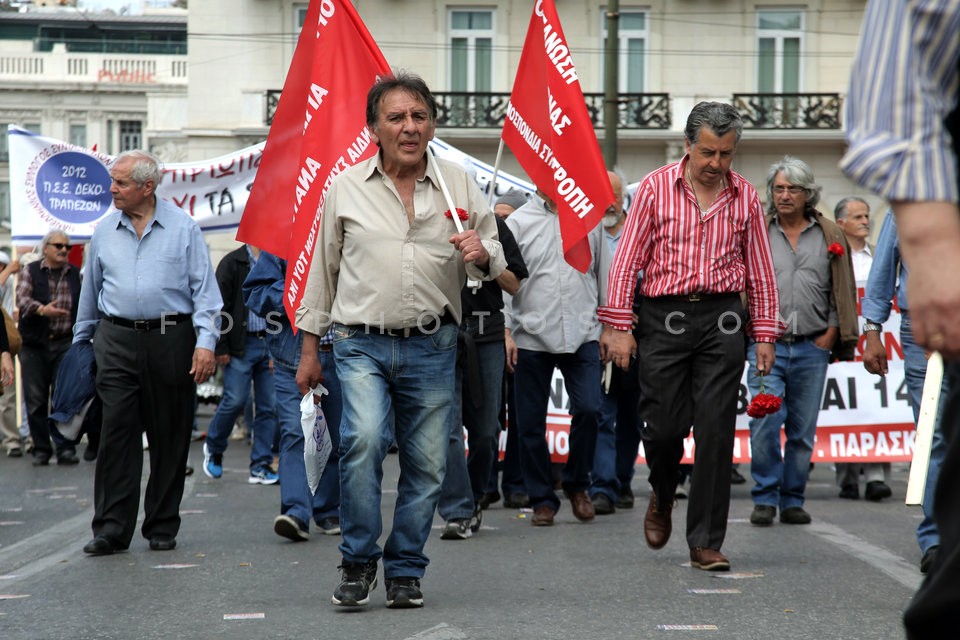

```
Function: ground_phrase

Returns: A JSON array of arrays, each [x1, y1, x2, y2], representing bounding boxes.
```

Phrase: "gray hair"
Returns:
[[684, 102, 744, 146], [41, 228, 70, 247], [113, 149, 163, 187], [834, 196, 870, 220], [765, 155, 821, 215]]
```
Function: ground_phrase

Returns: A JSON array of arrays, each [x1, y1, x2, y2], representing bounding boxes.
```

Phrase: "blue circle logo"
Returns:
[[35, 152, 112, 224]]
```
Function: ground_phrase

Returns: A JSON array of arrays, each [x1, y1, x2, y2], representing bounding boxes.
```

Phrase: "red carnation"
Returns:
[[746, 374, 783, 418], [445, 208, 469, 221], [827, 242, 845, 257]]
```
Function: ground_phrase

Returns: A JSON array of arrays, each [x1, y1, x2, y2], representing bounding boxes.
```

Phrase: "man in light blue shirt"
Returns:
[[860, 212, 947, 574], [75, 149, 222, 557]]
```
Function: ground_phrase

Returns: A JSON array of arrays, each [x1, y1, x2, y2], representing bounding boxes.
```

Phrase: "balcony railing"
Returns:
[[733, 93, 842, 129], [265, 90, 671, 129], [0, 50, 188, 85]]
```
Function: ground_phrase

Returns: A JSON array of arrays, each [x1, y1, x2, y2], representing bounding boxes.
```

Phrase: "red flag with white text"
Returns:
[[237, 0, 390, 319], [501, 0, 613, 272]]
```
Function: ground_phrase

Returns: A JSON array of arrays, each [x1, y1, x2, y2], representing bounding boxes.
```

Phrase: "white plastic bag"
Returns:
[[300, 384, 333, 495]]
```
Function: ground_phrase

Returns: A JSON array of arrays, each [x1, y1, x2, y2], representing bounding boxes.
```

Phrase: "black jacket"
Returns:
[[215, 246, 253, 357]]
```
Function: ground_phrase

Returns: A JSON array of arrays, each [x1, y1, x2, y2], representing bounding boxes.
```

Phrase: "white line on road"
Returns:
[[807, 521, 922, 591], [403, 623, 468, 640]]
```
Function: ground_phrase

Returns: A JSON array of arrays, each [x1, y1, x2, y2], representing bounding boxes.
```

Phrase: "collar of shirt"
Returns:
[[672, 155, 741, 199]]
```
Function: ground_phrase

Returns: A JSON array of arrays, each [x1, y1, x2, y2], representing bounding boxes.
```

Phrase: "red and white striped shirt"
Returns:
[[598, 157, 781, 341]]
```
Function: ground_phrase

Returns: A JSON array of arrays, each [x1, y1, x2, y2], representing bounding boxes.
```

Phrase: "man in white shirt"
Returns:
[[834, 197, 892, 502]]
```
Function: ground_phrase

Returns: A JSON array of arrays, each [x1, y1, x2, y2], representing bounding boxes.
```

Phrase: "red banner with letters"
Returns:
[[237, 0, 390, 321], [501, 0, 613, 272]]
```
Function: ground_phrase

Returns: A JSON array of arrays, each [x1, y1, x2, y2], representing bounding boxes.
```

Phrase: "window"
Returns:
[[449, 10, 493, 93], [601, 9, 647, 93], [757, 9, 802, 93], [23, 122, 41, 135], [70, 123, 87, 148], [119, 120, 142, 151], [294, 3, 308, 30]]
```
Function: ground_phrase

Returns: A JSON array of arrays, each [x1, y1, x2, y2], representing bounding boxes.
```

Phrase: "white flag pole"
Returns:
[[905, 352, 944, 506], [428, 146, 464, 234], [486, 138, 506, 207]]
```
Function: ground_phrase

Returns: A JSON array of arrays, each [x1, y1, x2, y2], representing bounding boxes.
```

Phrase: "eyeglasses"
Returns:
[[46, 242, 71, 251], [773, 185, 805, 195]]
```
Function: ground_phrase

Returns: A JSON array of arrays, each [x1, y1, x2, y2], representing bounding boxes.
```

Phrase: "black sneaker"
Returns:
[[274, 514, 309, 542], [385, 576, 423, 608], [468, 506, 483, 533], [592, 493, 616, 515], [332, 560, 378, 606], [440, 519, 471, 540], [750, 504, 776, 526]]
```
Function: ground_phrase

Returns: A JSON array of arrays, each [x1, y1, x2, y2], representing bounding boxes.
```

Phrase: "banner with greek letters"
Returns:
[[6, 124, 533, 247], [501, 0, 614, 272], [7, 125, 264, 243]]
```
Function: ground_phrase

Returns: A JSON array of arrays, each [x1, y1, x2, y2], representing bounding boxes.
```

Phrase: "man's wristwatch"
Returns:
[[862, 321, 883, 333]]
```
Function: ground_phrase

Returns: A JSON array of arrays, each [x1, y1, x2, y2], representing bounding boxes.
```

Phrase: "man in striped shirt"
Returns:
[[599, 102, 780, 572]]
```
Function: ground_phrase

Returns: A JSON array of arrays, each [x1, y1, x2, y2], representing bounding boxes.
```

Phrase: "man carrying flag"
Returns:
[[295, 72, 505, 609]]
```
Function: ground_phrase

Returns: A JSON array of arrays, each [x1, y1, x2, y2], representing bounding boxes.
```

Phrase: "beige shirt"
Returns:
[[295, 152, 505, 336]]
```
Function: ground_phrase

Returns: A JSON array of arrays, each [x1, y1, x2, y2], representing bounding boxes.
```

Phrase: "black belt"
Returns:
[[318, 343, 333, 353], [779, 333, 820, 344], [247, 330, 267, 338], [655, 292, 740, 303], [104, 313, 191, 331], [350, 313, 454, 338]]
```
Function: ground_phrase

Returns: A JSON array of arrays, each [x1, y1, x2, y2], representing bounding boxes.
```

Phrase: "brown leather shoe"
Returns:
[[689, 547, 730, 571], [644, 492, 672, 549], [564, 491, 595, 522], [531, 506, 556, 526]]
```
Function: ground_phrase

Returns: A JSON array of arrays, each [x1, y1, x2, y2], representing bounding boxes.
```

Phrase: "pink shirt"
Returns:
[[598, 156, 781, 342]]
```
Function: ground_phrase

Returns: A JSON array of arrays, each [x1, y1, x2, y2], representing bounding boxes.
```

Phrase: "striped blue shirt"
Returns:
[[840, 0, 959, 203]]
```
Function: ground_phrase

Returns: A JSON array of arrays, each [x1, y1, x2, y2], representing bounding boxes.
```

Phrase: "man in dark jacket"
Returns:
[[17, 229, 81, 466], [202, 244, 278, 485]]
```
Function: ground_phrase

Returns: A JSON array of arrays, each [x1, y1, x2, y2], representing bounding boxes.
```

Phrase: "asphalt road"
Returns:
[[0, 407, 924, 640]]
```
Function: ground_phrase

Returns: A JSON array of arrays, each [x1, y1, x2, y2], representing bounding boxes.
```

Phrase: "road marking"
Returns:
[[403, 623, 467, 640], [807, 521, 921, 590], [657, 624, 718, 631], [223, 612, 265, 620]]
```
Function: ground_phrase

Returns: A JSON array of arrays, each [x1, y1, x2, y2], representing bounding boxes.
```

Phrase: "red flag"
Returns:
[[238, 0, 390, 319], [502, 0, 614, 272]]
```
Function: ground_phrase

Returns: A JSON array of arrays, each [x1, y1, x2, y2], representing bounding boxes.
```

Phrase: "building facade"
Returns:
[[0, 1, 880, 253]]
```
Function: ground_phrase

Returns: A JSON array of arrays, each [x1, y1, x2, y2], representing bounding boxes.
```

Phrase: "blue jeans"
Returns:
[[204, 335, 277, 471], [514, 342, 601, 511], [267, 326, 342, 525], [747, 340, 830, 510], [592, 359, 642, 500], [334, 323, 456, 579], [439, 339, 505, 520], [902, 313, 947, 554]]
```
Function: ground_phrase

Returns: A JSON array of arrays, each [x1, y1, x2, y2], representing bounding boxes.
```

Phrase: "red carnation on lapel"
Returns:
[[827, 242, 845, 257], [445, 208, 469, 221]]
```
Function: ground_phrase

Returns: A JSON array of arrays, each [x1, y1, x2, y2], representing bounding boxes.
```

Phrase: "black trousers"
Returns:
[[636, 294, 746, 550], [20, 336, 72, 457], [904, 360, 960, 639], [91, 320, 196, 547]]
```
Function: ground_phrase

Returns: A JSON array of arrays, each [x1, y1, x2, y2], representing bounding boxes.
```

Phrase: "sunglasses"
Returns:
[[47, 242, 71, 251]]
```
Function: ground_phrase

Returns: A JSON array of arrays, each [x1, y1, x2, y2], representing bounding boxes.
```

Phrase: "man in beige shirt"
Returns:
[[295, 72, 504, 610]]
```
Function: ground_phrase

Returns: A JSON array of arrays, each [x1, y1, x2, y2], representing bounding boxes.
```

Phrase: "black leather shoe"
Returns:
[[149, 536, 177, 551], [477, 491, 500, 510], [83, 536, 120, 556], [32, 452, 51, 466], [57, 448, 79, 465], [865, 481, 892, 502], [838, 484, 860, 500], [921, 545, 939, 574], [82, 446, 98, 462], [592, 492, 616, 515]]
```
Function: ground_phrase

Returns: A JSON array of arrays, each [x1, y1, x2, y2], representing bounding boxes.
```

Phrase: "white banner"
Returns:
[[7, 126, 534, 244]]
